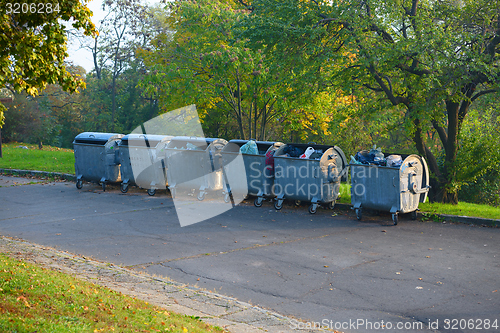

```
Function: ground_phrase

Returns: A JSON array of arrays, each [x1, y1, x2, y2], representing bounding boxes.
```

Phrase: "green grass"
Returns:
[[337, 183, 500, 220], [419, 202, 500, 220], [0, 254, 224, 333], [0, 142, 74, 174], [337, 183, 351, 204]]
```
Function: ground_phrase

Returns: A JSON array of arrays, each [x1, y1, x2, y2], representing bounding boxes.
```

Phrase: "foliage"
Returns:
[[139, 0, 314, 140], [0, 254, 223, 332], [0, 0, 97, 125], [238, 0, 500, 203], [455, 106, 500, 205]]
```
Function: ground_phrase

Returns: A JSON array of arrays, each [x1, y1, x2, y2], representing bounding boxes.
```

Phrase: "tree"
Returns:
[[238, 0, 500, 203], [0, 0, 97, 125], [140, 0, 308, 140]]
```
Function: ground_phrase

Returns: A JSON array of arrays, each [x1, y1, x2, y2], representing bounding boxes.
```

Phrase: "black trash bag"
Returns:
[[284, 145, 304, 158], [355, 150, 386, 166]]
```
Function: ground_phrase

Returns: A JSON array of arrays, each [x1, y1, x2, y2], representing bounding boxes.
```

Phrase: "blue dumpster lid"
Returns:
[[120, 134, 173, 148], [73, 132, 124, 145]]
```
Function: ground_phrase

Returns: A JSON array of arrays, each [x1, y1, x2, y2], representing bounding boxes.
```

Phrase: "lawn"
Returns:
[[0, 142, 75, 174], [336, 183, 500, 220], [0, 254, 223, 332]]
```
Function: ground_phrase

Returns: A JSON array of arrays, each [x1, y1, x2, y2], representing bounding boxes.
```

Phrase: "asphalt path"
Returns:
[[0, 179, 499, 333]]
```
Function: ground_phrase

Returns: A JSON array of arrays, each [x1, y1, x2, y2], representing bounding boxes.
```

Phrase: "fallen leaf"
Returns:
[[324, 265, 329, 268], [416, 286, 423, 290]]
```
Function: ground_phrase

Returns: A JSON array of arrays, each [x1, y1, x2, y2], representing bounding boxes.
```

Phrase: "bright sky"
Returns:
[[66, 0, 162, 73], [66, 0, 105, 72]]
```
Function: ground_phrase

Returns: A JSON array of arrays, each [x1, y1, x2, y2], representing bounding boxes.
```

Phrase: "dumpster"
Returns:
[[350, 153, 430, 225], [165, 137, 227, 200], [272, 143, 348, 214], [118, 134, 173, 196], [73, 132, 124, 191], [221, 140, 284, 207]]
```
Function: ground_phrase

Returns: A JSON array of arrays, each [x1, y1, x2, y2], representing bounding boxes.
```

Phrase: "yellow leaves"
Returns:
[[182, 327, 188, 332], [16, 295, 31, 308]]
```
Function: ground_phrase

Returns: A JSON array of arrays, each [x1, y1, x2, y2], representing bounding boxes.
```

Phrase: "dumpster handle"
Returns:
[[89, 134, 95, 138], [393, 176, 397, 187]]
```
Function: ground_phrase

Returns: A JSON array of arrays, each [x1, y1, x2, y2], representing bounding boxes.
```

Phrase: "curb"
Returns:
[[0, 236, 318, 333], [336, 202, 499, 227], [2, 168, 498, 227], [0, 168, 76, 181]]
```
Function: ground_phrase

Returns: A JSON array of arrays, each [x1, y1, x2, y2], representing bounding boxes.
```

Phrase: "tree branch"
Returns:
[[471, 89, 497, 102], [431, 120, 448, 147]]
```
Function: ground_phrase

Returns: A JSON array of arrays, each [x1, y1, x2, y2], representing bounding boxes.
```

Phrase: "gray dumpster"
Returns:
[[272, 143, 348, 214], [73, 132, 124, 191], [118, 134, 173, 196], [350, 153, 430, 225], [221, 140, 283, 206], [165, 137, 227, 200]]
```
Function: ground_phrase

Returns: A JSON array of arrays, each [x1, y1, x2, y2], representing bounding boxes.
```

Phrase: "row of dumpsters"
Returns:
[[73, 132, 430, 225]]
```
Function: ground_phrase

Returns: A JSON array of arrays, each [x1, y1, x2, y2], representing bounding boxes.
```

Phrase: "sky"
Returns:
[[66, 0, 162, 73], [66, 0, 106, 72]]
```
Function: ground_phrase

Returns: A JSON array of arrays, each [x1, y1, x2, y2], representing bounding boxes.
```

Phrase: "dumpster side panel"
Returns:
[[351, 165, 400, 212], [166, 149, 210, 190], [274, 157, 323, 201], [74, 144, 106, 182]]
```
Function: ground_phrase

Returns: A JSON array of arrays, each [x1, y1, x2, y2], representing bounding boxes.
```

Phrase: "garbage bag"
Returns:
[[386, 155, 402, 167], [300, 147, 315, 159], [186, 142, 202, 150], [240, 140, 258, 155], [284, 145, 303, 158], [265, 149, 276, 171]]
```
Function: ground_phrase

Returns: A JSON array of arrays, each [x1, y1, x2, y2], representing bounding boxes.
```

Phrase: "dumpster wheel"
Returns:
[[308, 204, 317, 214], [120, 183, 129, 193], [102, 182, 106, 192], [254, 197, 263, 207], [147, 189, 156, 196], [392, 213, 398, 225], [274, 200, 283, 210], [411, 210, 418, 220], [76, 179, 83, 189], [224, 192, 231, 203], [197, 191, 206, 201], [355, 208, 362, 220]]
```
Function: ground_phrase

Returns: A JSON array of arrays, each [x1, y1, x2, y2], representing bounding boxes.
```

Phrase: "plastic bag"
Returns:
[[299, 147, 315, 159], [386, 155, 402, 168], [283, 145, 303, 157], [240, 140, 258, 155], [265, 150, 276, 171], [186, 142, 202, 150]]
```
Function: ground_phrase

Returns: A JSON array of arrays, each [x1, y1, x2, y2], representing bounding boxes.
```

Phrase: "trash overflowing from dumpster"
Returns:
[[350, 146, 431, 225]]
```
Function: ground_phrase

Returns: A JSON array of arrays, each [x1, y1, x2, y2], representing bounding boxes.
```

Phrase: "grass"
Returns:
[[0, 253, 224, 333], [0, 142, 74, 174], [337, 183, 500, 220], [0, 141, 498, 220], [419, 202, 500, 220]]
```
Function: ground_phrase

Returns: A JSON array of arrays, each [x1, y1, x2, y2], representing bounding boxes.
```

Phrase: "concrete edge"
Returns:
[[2, 168, 497, 228], [0, 168, 76, 181], [0, 236, 325, 333]]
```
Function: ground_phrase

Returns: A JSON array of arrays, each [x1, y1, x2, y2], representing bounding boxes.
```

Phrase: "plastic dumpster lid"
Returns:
[[120, 134, 173, 148], [73, 132, 124, 145]]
